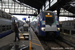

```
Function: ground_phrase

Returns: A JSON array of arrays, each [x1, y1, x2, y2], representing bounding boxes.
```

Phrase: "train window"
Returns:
[[4, 25, 6, 31], [5, 25, 7, 30], [8, 25, 10, 30], [2, 28, 5, 31], [9, 25, 11, 29], [2, 25, 5, 27], [7, 25, 9, 30], [2, 25, 6, 31], [10, 27, 11, 29]]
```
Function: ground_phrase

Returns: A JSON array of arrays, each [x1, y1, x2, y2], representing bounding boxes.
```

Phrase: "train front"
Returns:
[[40, 11, 60, 37]]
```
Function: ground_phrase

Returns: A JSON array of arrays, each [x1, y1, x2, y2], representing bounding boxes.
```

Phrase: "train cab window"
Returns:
[[44, 12, 54, 26]]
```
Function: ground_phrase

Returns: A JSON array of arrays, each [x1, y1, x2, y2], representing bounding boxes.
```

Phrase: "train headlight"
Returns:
[[41, 27, 45, 31], [57, 28, 60, 31]]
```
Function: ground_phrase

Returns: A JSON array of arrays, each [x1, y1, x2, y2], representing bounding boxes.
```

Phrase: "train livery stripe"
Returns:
[[0, 30, 14, 38]]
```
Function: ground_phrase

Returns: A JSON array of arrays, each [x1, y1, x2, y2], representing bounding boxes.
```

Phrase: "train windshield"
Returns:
[[44, 12, 55, 26]]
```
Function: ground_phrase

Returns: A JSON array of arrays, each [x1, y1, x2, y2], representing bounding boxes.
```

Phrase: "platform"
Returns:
[[0, 27, 44, 50], [29, 27, 44, 50]]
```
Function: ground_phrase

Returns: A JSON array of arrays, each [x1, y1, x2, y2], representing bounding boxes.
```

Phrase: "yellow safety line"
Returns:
[[29, 41, 32, 50], [33, 37, 37, 38], [31, 42, 41, 46], [33, 39, 39, 41]]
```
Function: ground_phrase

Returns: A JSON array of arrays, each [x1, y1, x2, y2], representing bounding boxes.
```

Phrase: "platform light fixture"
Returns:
[[5, 8, 10, 13]]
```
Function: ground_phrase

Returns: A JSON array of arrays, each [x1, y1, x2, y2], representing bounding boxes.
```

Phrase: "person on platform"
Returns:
[[14, 23, 20, 42]]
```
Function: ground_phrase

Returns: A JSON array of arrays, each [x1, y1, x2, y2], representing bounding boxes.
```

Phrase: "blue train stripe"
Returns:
[[0, 30, 14, 38]]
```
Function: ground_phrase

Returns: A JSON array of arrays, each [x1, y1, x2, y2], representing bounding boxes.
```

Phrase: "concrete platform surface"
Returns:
[[29, 27, 44, 50], [0, 27, 44, 50]]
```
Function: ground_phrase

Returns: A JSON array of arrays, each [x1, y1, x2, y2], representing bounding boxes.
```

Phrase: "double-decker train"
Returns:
[[30, 11, 60, 38], [0, 10, 24, 38]]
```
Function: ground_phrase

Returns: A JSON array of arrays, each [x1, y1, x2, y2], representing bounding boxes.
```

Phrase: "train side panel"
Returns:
[[38, 12, 46, 36]]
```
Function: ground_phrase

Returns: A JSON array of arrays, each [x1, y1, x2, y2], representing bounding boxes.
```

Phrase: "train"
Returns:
[[0, 10, 24, 38], [61, 20, 75, 29], [30, 11, 60, 38], [60, 20, 75, 35]]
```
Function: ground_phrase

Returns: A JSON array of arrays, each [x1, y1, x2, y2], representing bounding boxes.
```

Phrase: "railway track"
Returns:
[[33, 28, 75, 50], [39, 38, 74, 50]]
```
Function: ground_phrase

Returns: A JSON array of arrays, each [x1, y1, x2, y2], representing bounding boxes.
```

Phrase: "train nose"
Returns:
[[45, 25, 57, 31]]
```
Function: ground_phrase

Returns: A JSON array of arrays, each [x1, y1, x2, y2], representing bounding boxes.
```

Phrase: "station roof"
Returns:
[[48, 0, 71, 10], [63, 1, 75, 14], [48, 0, 75, 14], [17, 0, 75, 14], [18, 0, 46, 9]]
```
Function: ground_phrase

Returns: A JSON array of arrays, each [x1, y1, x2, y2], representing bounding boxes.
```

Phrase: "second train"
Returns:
[[30, 11, 60, 38]]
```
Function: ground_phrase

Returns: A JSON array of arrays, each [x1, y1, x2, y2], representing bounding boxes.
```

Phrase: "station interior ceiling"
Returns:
[[0, 0, 75, 21], [0, 0, 38, 14]]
